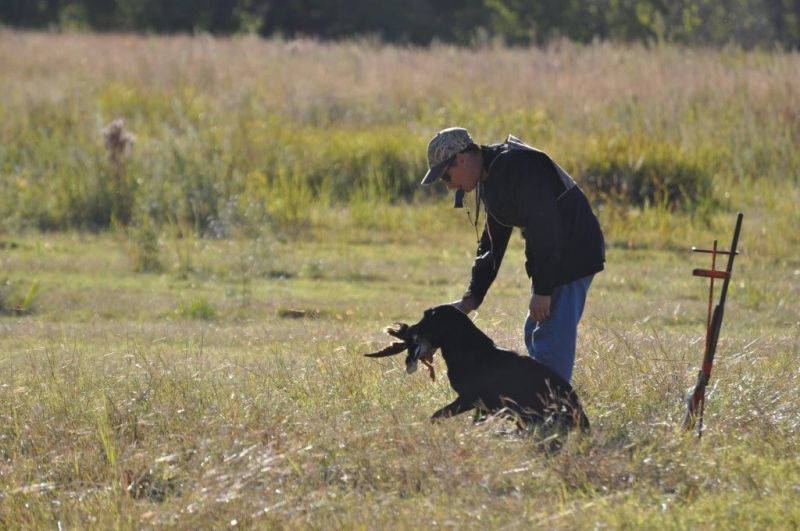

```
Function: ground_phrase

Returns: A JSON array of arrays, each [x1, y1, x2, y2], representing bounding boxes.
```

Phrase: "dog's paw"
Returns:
[[430, 410, 449, 423]]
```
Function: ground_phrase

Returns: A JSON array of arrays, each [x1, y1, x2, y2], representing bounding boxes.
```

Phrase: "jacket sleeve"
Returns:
[[517, 156, 562, 296], [462, 212, 512, 307]]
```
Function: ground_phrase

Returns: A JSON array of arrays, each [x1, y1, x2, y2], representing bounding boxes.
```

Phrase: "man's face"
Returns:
[[441, 152, 481, 192]]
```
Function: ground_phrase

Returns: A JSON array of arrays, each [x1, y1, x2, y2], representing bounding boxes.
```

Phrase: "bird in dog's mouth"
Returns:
[[364, 324, 437, 381]]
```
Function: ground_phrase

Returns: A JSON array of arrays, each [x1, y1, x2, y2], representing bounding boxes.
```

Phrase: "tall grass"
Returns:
[[1, 229, 798, 528], [1, 31, 799, 235]]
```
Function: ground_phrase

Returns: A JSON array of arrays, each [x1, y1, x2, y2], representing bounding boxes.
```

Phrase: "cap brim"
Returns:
[[420, 156, 453, 186]]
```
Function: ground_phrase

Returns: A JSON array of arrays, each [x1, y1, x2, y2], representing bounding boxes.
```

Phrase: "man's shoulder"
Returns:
[[488, 147, 523, 174], [488, 146, 552, 178]]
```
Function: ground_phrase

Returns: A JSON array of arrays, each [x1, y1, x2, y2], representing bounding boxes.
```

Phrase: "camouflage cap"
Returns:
[[421, 127, 474, 186]]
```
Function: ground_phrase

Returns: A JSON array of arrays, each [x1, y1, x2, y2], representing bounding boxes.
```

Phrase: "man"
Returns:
[[421, 127, 605, 383]]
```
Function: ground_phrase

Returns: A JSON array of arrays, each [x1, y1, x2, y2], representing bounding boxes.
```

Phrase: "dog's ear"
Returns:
[[384, 323, 409, 340], [364, 341, 407, 358]]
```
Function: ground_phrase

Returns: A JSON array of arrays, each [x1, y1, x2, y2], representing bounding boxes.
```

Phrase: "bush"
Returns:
[[129, 217, 163, 273], [178, 297, 216, 320], [576, 136, 716, 211], [0, 278, 39, 315]]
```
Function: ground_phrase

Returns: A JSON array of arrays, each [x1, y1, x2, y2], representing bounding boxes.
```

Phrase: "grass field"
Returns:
[[1, 31, 799, 528]]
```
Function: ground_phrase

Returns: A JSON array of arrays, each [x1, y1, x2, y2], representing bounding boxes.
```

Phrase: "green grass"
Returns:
[[1, 31, 799, 528]]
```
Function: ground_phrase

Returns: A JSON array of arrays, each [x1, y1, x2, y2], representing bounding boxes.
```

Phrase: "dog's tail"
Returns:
[[577, 406, 591, 433], [567, 389, 591, 434]]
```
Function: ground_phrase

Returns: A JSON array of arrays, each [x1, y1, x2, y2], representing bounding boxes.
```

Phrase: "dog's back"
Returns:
[[427, 306, 590, 432], [469, 346, 589, 431]]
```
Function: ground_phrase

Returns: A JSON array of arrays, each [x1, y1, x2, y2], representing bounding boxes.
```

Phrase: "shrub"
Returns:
[[576, 135, 716, 211], [178, 297, 216, 320], [101, 118, 137, 226], [0, 278, 39, 315], [129, 217, 163, 273]]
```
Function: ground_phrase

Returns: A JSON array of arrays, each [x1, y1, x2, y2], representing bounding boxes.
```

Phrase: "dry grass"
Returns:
[[1, 217, 798, 528], [3, 31, 798, 121]]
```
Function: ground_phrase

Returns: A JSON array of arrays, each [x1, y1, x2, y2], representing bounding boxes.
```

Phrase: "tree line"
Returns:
[[1, 0, 799, 49]]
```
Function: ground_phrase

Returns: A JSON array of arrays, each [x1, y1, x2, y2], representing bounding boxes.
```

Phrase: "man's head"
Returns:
[[421, 127, 483, 193]]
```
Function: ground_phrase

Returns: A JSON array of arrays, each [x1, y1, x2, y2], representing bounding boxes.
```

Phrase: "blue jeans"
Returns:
[[524, 275, 594, 383]]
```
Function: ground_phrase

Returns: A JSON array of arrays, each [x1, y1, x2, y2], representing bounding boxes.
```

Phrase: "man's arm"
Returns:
[[458, 213, 512, 310]]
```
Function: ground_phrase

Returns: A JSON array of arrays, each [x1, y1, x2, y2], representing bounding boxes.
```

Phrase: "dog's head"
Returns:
[[364, 305, 460, 375]]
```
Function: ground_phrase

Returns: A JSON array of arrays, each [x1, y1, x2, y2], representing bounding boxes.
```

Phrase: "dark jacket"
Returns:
[[463, 142, 605, 304]]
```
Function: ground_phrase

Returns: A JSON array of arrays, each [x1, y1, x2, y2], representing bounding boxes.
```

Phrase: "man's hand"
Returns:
[[529, 293, 551, 322], [451, 296, 478, 314]]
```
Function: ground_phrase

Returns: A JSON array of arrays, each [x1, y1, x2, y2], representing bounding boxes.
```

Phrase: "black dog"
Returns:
[[366, 305, 590, 433]]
